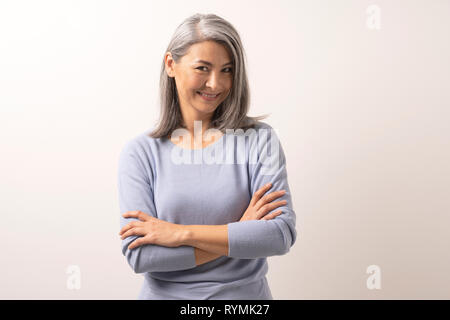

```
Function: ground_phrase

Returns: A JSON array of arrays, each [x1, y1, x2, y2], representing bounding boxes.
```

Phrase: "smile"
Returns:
[[197, 91, 220, 101]]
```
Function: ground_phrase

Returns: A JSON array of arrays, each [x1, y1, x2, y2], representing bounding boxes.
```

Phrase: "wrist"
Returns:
[[178, 225, 193, 246]]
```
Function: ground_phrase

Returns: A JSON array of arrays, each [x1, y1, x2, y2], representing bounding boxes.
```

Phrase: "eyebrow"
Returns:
[[193, 59, 233, 67]]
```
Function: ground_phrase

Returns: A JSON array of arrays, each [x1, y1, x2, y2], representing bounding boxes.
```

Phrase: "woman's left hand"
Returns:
[[119, 211, 187, 250]]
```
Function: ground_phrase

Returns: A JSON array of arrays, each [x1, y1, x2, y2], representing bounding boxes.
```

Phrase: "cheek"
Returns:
[[224, 78, 233, 92], [176, 74, 199, 94], [224, 82, 233, 96], [186, 74, 203, 90]]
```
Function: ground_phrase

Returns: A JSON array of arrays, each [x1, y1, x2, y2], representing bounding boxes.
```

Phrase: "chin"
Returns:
[[194, 98, 221, 109], [196, 105, 219, 114]]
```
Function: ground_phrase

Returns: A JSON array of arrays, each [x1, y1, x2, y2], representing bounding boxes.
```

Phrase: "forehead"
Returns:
[[183, 41, 231, 62]]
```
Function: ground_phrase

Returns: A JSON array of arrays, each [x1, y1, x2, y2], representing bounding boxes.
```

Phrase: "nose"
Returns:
[[205, 71, 221, 91]]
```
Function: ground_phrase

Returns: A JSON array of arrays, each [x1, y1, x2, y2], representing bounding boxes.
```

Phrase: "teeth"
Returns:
[[200, 92, 218, 98]]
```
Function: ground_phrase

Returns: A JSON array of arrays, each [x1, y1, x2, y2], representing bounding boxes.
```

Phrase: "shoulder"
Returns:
[[247, 121, 279, 140], [119, 128, 160, 162], [253, 120, 272, 130], [245, 120, 273, 132], [118, 130, 160, 181], [243, 120, 280, 144]]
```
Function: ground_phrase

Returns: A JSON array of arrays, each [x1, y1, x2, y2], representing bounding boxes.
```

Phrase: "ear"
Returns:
[[164, 52, 176, 78]]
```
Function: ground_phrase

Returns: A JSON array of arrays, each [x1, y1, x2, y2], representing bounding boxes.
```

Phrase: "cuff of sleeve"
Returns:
[[145, 244, 197, 272], [227, 220, 268, 258]]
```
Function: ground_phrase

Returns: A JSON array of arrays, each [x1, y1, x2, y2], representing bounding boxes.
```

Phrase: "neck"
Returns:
[[183, 119, 212, 135], [177, 99, 219, 139]]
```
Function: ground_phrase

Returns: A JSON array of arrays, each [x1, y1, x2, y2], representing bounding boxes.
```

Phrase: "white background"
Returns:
[[1, 0, 449, 299]]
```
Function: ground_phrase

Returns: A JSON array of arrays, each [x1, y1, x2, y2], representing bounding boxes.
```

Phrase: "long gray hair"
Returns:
[[148, 13, 269, 139]]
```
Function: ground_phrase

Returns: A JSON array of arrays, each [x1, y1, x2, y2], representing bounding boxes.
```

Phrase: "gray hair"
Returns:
[[149, 13, 269, 139]]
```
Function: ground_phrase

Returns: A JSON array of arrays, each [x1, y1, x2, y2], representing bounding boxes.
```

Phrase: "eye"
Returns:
[[195, 66, 233, 73]]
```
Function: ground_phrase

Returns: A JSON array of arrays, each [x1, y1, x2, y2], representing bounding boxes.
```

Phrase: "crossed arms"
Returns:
[[117, 134, 296, 273]]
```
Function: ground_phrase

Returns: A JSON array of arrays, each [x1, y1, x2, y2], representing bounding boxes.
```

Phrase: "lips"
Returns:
[[197, 91, 220, 97], [196, 91, 221, 102]]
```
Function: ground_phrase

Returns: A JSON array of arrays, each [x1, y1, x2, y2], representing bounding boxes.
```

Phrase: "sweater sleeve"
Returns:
[[227, 125, 297, 258], [117, 138, 197, 273]]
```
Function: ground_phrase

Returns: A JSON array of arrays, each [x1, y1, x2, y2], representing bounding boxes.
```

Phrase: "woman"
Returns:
[[117, 13, 296, 300]]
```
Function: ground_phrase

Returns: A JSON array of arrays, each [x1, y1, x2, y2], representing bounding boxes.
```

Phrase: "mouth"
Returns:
[[197, 91, 221, 101]]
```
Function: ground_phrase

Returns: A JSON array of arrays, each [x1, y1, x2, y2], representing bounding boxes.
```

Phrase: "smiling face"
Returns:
[[164, 40, 234, 126]]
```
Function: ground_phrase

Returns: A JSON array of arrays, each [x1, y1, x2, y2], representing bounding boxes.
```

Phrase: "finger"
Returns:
[[122, 210, 150, 222], [121, 227, 145, 240], [122, 210, 140, 218], [269, 190, 286, 201], [251, 183, 272, 206], [119, 221, 142, 235], [119, 224, 131, 236], [268, 200, 287, 211], [261, 210, 283, 220], [119, 221, 135, 235], [255, 190, 286, 211], [128, 238, 144, 250], [256, 200, 287, 219]]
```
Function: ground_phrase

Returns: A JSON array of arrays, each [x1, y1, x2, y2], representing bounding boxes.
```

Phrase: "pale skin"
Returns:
[[119, 40, 287, 265]]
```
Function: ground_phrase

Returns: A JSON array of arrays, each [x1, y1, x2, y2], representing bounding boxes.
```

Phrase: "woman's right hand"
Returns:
[[240, 183, 287, 222]]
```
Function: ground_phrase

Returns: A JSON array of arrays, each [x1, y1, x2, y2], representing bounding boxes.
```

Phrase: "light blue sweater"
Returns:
[[117, 121, 297, 299]]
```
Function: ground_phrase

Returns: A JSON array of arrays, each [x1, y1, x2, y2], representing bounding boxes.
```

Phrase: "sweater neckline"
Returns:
[[167, 131, 226, 151]]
